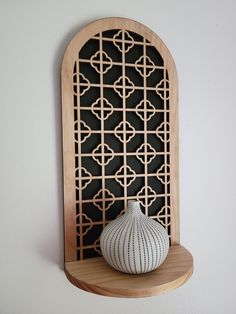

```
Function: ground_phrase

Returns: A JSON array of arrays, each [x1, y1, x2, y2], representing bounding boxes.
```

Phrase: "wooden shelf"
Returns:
[[65, 245, 193, 297], [62, 18, 194, 297]]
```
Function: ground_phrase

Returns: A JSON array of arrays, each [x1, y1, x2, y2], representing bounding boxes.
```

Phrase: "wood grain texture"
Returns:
[[61, 55, 77, 261], [65, 245, 193, 297], [61, 17, 180, 263]]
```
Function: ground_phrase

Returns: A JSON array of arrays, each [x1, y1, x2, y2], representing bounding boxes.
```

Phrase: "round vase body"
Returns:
[[100, 200, 169, 274]]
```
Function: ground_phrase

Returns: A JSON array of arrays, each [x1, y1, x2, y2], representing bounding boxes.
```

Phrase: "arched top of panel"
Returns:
[[62, 17, 178, 90]]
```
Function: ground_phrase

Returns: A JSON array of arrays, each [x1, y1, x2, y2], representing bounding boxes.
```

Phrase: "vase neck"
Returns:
[[127, 200, 141, 216]]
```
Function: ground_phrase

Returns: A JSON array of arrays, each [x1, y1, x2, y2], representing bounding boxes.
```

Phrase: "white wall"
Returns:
[[1, 0, 236, 313]]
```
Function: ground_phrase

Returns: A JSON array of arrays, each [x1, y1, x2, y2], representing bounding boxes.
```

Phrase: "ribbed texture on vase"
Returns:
[[100, 201, 169, 274]]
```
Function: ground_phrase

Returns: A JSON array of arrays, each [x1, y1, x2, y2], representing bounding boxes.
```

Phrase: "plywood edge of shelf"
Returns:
[[65, 244, 193, 298]]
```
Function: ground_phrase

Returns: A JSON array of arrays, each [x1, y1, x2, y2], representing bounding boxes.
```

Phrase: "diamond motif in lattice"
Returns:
[[91, 98, 114, 120], [115, 165, 136, 187], [135, 100, 155, 121], [136, 143, 156, 164], [114, 121, 135, 143], [81, 167, 92, 188], [156, 122, 170, 142], [156, 79, 170, 100], [93, 189, 115, 211], [114, 76, 135, 98], [75, 167, 92, 190], [90, 51, 112, 74], [135, 55, 155, 77], [156, 164, 170, 184], [92, 143, 114, 166], [156, 206, 171, 228], [76, 213, 92, 236], [94, 238, 102, 255], [113, 30, 134, 53], [74, 73, 90, 96], [74, 120, 91, 143], [137, 186, 156, 207]]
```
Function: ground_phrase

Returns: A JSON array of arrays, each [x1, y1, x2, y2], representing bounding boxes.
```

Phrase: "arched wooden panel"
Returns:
[[62, 17, 179, 263]]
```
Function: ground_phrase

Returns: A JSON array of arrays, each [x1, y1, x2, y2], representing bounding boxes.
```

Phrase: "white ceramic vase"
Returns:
[[100, 200, 169, 274]]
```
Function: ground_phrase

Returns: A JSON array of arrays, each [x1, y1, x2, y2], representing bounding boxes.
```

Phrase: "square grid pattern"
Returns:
[[73, 29, 171, 260]]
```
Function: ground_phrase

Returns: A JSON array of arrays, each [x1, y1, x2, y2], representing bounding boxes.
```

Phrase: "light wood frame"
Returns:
[[61, 17, 179, 263]]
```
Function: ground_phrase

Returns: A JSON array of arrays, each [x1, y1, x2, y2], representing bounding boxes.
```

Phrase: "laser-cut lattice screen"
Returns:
[[62, 18, 179, 262]]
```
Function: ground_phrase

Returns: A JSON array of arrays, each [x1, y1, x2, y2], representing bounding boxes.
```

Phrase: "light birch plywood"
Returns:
[[65, 244, 193, 297], [61, 17, 193, 296], [62, 17, 179, 262]]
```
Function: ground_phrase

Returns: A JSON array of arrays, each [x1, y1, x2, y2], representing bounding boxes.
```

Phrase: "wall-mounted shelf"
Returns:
[[61, 17, 193, 297], [65, 245, 193, 297]]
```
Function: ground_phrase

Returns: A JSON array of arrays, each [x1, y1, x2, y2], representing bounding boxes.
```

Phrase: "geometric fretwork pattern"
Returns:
[[73, 29, 171, 260]]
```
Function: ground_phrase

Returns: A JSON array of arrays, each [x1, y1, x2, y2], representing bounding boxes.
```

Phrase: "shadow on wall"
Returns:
[[40, 17, 104, 270]]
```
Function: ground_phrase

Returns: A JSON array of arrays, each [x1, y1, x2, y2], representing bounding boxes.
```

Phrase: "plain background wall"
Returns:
[[1, 0, 236, 313]]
